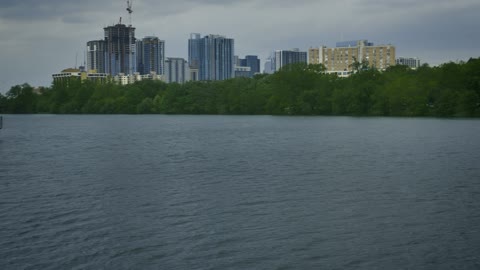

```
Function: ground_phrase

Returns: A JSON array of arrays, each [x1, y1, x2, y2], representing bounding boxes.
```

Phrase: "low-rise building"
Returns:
[[396, 57, 421, 69], [52, 68, 110, 85], [114, 72, 164, 85], [190, 67, 199, 82], [234, 66, 252, 78]]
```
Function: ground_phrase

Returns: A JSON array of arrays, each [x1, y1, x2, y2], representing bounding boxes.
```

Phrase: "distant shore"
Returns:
[[1, 60, 479, 117]]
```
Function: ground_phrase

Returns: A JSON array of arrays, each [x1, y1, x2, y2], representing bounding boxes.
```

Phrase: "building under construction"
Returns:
[[104, 23, 136, 75]]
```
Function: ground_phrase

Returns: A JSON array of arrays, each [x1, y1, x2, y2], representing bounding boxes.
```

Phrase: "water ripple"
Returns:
[[1, 115, 480, 269]]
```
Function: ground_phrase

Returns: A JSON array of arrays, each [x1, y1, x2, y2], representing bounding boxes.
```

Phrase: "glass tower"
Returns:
[[138, 36, 165, 75], [86, 40, 106, 73], [188, 33, 235, 81], [274, 49, 307, 72]]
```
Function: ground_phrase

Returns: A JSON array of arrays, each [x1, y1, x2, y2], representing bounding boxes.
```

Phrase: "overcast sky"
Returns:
[[1, 0, 479, 92]]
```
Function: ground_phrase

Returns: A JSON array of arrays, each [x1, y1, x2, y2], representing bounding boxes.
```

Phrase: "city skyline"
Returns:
[[1, 0, 479, 92]]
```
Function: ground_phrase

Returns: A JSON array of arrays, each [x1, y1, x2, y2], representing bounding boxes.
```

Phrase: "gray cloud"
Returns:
[[0, 0, 479, 91], [0, 1, 110, 21], [0, 0, 241, 22]]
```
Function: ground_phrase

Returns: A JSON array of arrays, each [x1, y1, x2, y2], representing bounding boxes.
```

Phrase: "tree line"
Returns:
[[1, 57, 480, 117]]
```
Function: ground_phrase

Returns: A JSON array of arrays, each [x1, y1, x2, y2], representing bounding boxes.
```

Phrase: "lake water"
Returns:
[[1, 115, 480, 269]]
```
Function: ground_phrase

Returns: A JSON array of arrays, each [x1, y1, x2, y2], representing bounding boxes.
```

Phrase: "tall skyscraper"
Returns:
[[136, 40, 144, 75], [137, 36, 165, 75], [86, 40, 106, 73], [188, 33, 201, 69], [274, 49, 307, 72], [165, 58, 190, 83], [188, 33, 235, 81], [104, 23, 136, 75]]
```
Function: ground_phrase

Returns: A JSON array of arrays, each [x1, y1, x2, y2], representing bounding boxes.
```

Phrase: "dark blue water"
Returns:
[[1, 115, 480, 269]]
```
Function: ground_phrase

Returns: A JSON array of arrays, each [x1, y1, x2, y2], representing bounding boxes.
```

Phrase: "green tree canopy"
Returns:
[[3, 57, 480, 117]]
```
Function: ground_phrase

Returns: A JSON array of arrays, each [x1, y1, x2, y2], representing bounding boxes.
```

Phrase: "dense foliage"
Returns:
[[1, 58, 480, 117]]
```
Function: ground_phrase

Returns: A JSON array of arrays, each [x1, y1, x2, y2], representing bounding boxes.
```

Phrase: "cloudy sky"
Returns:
[[0, 0, 479, 92]]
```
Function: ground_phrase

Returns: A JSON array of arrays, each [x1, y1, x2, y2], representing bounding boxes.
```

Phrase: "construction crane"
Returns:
[[127, 1, 133, 19], [126, 1, 134, 75]]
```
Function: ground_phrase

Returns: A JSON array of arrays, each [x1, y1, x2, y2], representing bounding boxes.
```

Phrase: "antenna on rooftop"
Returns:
[[75, 52, 78, 69]]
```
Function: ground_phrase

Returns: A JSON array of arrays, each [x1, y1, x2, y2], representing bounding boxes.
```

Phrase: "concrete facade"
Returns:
[[396, 57, 421, 69], [309, 40, 396, 74], [165, 58, 190, 83]]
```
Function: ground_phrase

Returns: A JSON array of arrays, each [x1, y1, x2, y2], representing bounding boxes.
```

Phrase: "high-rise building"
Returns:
[[104, 23, 136, 75], [244, 55, 260, 74], [188, 33, 201, 70], [234, 55, 241, 67], [136, 40, 144, 76], [165, 58, 190, 83], [263, 54, 275, 74], [87, 40, 106, 73], [396, 57, 420, 69], [235, 55, 260, 78], [308, 46, 324, 65], [309, 40, 396, 75], [188, 33, 235, 81], [274, 49, 307, 72], [137, 36, 165, 75]]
